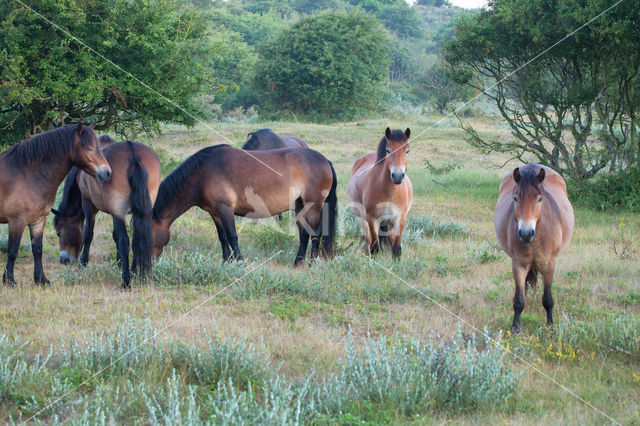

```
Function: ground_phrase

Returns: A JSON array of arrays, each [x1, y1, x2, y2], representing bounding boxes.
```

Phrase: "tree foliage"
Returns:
[[0, 0, 213, 146], [253, 10, 390, 120], [445, 0, 640, 181]]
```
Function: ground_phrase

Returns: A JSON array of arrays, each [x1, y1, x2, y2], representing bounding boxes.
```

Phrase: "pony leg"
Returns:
[[210, 214, 232, 261], [3, 220, 25, 286], [391, 216, 406, 259], [113, 216, 131, 289], [80, 200, 97, 267], [304, 207, 322, 262], [28, 218, 49, 285], [511, 262, 528, 333], [294, 223, 310, 267], [541, 261, 556, 325], [367, 218, 379, 255], [218, 204, 243, 261], [293, 199, 311, 266]]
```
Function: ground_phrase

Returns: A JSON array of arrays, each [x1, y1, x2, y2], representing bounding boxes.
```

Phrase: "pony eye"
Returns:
[[386, 148, 391, 154], [513, 196, 518, 203], [405, 148, 410, 154], [537, 196, 543, 203]]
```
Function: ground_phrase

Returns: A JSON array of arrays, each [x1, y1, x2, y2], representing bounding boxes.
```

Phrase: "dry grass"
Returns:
[[1, 116, 639, 423]]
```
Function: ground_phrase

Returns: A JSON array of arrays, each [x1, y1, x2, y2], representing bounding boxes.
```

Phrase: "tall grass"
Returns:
[[1, 320, 520, 423]]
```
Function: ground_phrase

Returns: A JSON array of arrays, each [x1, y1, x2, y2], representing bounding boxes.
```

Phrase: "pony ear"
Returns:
[[513, 167, 521, 183], [537, 168, 545, 183], [75, 124, 84, 136], [89, 123, 95, 130], [385, 127, 391, 140], [404, 128, 411, 139], [51, 208, 61, 217]]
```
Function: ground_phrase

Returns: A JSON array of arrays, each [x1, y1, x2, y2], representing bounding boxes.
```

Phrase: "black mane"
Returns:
[[376, 129, 408, 162], [3, 125, 88, 165], [153, 145, 226, 221], [54, 167, 84, 226], [516, 166, 543, 195]]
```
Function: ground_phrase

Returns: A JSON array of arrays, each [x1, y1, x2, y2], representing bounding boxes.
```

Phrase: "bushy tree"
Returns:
[[204, 30, 260, 112], [0, 0, 214, 146], [445, 0, 640, 181], [413, 63, 473, 113], [376, 4, 425, 39], [253, 10, 390, 120]]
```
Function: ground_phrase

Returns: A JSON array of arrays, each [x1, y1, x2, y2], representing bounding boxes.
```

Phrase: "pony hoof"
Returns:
[[120, 283, 131, 291], [293, 258, 304, 267], [510, 324, 521, 335], [35, 277, 50, 286], [3, 274, 16, 287]]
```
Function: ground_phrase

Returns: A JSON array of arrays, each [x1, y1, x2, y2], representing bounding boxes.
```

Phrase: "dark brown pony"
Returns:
[[0, 124, 111, 286], [242, 128, 309, 150], [494, 164, 574, 332], [152, 145, 337, 266], [347, 128, 413, 257], [53, 140, 161, 288]]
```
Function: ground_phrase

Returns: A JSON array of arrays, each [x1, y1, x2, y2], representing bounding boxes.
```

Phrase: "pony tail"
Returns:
[[320, 162, 338, 258], [128, 150, 153, 276]]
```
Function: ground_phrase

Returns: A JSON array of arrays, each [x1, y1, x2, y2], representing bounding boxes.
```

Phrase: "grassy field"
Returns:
[[1, 116, 639, 424]]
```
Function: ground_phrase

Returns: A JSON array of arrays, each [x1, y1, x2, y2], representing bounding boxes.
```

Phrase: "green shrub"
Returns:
[[568, 166, 640, 212]]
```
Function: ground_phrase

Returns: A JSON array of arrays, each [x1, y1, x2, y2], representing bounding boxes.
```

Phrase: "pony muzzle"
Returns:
[[389, 168, 405, 184], [96, 165, 112, 183], [59, 251, 76, 265], [517, 220, 536, 243]]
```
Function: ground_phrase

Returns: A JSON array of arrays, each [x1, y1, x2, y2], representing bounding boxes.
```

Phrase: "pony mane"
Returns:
[[153, 146, 225, 221], [376, 129, 408, 162], [4, 125, 88, 165], [516, 167, 543, 195], [54, 167, 84, 225]]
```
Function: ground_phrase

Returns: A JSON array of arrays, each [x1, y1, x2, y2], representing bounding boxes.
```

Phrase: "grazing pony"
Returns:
[[53, 141, 161, 289], [347, 128, 413, 257], [0, 124, 111, 286], [494, 164, 574, 332], [242, 128, 309, 150], [152, 145, 337, 266]]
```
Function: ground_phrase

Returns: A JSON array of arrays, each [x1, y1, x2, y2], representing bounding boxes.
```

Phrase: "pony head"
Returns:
[[70, 124, 112, 183], [378, 127, 410, 184], [512, 166, 546, 243]]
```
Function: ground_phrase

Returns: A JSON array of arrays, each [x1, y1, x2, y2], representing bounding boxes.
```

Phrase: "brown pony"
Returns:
[[242, 128, 309, 150], [152, 145, 337, 266], [347, 128, 413, 257], [53, 140, 161, 288], [0, 124, 111, 286], [494, 164, 574, 332]]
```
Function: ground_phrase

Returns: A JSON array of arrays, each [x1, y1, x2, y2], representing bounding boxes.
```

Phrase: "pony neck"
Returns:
[[152, 189, 196, 232], [57, 168, 84, 219]]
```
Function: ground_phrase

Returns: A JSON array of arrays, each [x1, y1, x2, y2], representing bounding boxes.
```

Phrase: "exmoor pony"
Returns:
[[152, 145, 337, 266], [494, 164, 574, 332], [53, 141, 161, 288], [348, 128, 412, 257], [0, 124, 111, 286]]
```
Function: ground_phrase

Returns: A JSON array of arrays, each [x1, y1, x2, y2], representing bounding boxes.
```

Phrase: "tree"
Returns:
[[413, 63, 473, 113], [376, 4, 425, 39], [0, 0, 213, 146], [445, 0, 640, 181], [253, 10, 390, 120]]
